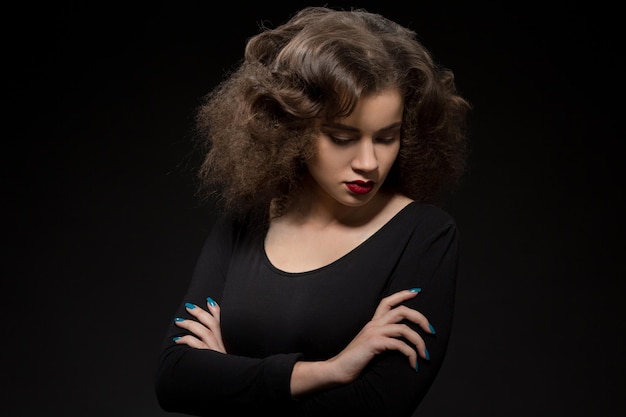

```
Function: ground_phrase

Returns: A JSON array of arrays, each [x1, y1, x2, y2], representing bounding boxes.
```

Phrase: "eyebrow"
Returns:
[[321, 121, 402, 133]]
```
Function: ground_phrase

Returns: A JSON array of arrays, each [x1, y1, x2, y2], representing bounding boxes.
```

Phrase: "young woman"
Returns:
[[155, 6, 471, 417]]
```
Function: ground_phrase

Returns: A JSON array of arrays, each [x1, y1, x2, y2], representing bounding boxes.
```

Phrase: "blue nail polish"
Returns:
[[173, 336, 181, 342], [185, 302, 196, 309], [174, 317, 185, 322], [428, 323, 436, 334], [207, 297, 216, 307], [415, 362, 419, 372], [425, 349, 431, 361], [409, 287, 422, 293]]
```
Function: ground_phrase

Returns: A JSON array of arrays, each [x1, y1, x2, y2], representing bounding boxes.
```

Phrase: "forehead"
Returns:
[[334, 88, 404, 131]]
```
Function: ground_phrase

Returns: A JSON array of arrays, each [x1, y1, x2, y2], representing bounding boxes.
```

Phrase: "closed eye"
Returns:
[[375, 136, 399, 144], [328, 135, 355, 145]]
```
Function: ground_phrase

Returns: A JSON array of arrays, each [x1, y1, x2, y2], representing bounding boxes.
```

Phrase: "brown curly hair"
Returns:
[[193, 6, 471, 225]]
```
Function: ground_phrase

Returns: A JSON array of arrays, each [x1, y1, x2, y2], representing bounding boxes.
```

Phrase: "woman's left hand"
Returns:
[[173, 298, 226, 353]]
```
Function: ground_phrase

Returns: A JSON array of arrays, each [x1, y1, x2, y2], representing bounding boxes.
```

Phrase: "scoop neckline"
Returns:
[[261, 201, 416, 276]]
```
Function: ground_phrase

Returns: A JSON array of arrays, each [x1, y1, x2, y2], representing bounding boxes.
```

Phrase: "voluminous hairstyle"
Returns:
[[194, 6, 471, 225]]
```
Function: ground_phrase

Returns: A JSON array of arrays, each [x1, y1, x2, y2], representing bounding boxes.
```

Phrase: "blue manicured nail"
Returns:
[[185, 302, 196, 309], [174, 317, 185, 322], [428, 323, 436, 334], [425, 349, 431, 361], [415, 362, 419, 372], [173, 336, 181, 342], [207, 297, 216, 307], [409, 287, 422, 293]]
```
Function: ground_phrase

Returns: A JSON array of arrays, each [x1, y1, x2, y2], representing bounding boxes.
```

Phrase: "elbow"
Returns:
[[154, 366, 176, 412]]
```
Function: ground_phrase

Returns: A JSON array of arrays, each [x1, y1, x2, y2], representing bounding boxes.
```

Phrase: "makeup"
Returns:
[[345, 180, 375, 194]]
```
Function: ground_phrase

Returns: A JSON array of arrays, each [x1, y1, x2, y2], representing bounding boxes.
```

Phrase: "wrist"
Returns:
[[290, 360, 343, 397]]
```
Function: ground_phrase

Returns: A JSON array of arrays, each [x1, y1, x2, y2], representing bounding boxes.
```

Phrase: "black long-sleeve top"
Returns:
[[155, 202, 459, 417]]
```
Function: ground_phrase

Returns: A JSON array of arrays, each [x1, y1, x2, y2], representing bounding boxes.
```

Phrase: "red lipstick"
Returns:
[[345, 180, 375, 195]]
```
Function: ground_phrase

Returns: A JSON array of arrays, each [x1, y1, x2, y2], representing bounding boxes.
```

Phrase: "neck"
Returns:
[[283, 179, 392, 229]]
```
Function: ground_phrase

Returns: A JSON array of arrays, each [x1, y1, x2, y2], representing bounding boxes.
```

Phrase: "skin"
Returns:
[[265, 88, 413, 273], [306, 87, 404, 213], [174, 87, 434, 397]]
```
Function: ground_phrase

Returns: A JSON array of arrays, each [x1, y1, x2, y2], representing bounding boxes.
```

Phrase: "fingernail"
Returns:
[[415, 362, 419, 372], [409, 287, 422, 293], [428, 323, 436, 334], [173, 336, 181, 342], [425, 348, 431, 361], [185, 302, 196, 309], [174, 317, 185, 322], [207, 297, 216, 307]]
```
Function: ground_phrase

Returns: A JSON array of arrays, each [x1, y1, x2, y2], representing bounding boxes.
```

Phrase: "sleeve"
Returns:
[[293, 207, 459, 417], [154, 217, 302, 416]]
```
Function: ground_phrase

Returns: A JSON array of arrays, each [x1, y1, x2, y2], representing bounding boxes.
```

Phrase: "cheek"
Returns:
[[307, 151, 336, 181], [312, 144, 347, 169], [380, 145, 401, 169]]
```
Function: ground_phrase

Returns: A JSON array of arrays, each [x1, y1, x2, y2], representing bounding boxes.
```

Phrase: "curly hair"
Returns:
[[193, 6, 471, 225]]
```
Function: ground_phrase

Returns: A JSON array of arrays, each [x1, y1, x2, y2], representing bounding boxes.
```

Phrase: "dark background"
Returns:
[[6, 1, 624, 416]]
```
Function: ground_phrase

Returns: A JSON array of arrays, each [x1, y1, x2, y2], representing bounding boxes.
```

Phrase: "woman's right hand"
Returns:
[[290, 288, 433, 396], [172, 297, 227, 354]]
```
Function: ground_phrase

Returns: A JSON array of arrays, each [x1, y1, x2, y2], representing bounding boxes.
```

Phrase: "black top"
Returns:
[[155, 202, 459, 417]]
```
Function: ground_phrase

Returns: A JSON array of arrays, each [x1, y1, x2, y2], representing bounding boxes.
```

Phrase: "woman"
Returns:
[[155, 6, 470, 417]]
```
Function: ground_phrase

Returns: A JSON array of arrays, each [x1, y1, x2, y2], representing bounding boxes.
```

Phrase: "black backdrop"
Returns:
[[6, 1, 625, 416]]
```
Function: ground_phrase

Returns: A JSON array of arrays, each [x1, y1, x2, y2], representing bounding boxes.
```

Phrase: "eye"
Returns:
[[328, 135, 354, 145], [375, 136, 399, 145]]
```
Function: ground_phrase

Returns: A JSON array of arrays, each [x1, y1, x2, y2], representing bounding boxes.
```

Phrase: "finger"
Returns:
[[362, 321, 429, 361], [184, 300, 226, 352], [372, 288, 421, 320], [174, 317, 212, 339], [186, 301, 220, 329], [173, 335, 210, 350], [206, 297, 221, 322], [204, 297, 226, 351], [378, 336, 419, 370], [378, 305, 436, 335], [383, 323, 430, 360], [174, 317, 223, 351]]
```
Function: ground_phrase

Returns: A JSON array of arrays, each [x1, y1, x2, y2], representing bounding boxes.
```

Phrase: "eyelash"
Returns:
[[328, 135, 397, 145], [376, 137, 398, 144], [329, 136, 353, 145]]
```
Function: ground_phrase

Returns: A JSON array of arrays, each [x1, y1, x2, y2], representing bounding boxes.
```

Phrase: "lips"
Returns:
[[345, 180, 375, 195]]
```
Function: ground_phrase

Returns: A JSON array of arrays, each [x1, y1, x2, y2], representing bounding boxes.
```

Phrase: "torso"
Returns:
[[264, 193, 413, 273]]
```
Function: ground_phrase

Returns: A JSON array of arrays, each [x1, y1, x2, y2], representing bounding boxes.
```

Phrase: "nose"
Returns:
[[351, 139, 379, 172]]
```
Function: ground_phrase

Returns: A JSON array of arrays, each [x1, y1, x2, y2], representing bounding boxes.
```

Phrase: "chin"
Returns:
[[341, 193, 378, 206]]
